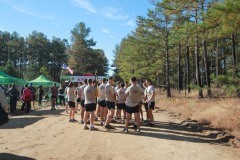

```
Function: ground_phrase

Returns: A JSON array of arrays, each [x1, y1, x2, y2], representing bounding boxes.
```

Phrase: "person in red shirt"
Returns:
[[21, 84, 32, 113]]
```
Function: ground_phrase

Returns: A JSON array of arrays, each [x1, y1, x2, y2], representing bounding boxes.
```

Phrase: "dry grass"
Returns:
[[156, 89, 240, 138]]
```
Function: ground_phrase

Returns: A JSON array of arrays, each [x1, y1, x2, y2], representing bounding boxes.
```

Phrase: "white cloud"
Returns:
[[71, 0, 96, 13], [102, 29, 111, 34], [100, 7, 129, 20], [122, 20, 136, 27], [12, 5, 55, 20]]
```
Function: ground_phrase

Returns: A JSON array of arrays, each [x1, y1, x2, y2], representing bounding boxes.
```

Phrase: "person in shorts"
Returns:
[[116, 83, 126, 123], [75, 82, 82, 113], [104, 77, 116, 130], [124, 77, 141, 133], [50, 83, 58, 110], [67, 82, 76, 122], [83, 79, 97, 131], [97, 78, 107, 126], [79, 79, 87, 123], [145, 79, 155, 126]]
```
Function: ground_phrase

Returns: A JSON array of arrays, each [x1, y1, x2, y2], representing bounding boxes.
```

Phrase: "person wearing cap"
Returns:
[[50, 83, 58, 110], [7, 84, 20, 113], [104, 77, 116, 130], [38, 85, 44, 106], [123, 77, 141, 133]]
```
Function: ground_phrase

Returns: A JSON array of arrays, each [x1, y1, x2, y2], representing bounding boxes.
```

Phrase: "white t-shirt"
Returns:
[[125, 84, 141, 107], [84, 85, 96, 104], [105, 83, 115, 102], [79, 84, 87, 100], [67, 87, 75, 102], [116, 88, 126, 104], [76, 87, 81, 98], [146, 85, 155, 102], [137, 84, 145, 102], [98, 83, 106, 101]]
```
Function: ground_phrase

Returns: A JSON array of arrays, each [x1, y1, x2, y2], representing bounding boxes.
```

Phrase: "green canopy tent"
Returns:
[[0, 70, 26, 85], [28, 75, 60, 87]]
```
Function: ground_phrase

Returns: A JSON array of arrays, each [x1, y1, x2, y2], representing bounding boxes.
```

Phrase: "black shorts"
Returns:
[[51, 95, 57, 99], [106, 101, 115, 110], [125, 105, 139, 114], [117, 103, 126, 110], [81, 100, 85, 108], [68, 101, 76, 108], [145, 101, 155, 110], [98, 100, 106, 107], [85, 103, 96, 112], [76, 98, 81, 103]]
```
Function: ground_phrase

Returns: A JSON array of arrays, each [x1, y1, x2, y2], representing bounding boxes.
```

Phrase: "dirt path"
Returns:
[[0, 106, 239, 160]]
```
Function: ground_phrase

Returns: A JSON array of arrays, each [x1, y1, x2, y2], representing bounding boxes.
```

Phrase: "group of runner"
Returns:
[[63, 76, 156, 132]]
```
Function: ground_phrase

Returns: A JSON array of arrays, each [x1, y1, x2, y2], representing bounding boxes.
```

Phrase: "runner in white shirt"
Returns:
[[124, 77, 141, 133], [145, 79, 155, 126], [104, 77, 116, 130], [66, 82, 76, 122], [114, 81, 121, 121], [137, 83, 145, 121], [97, 78, 107, 126], [143, 83, 148, 121], [79, 79, 87, 124], [116, 83, 126, 123], [83, 79, 97, 131], [74, 82, 82, 113], [64, 85, 69, 114]]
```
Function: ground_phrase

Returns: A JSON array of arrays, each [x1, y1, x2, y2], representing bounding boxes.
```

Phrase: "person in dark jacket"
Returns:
[[7, 84, 19, 113], [38, 85, 44, 106]]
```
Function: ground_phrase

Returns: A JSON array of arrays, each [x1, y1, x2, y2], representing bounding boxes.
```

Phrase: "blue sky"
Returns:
[[0, 0, 154, 74]]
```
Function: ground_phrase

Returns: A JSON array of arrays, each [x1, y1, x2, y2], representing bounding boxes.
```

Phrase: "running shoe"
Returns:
[[123, 127, 128, 133], [89, 126, 98, 131], [103, 125, 111, 130], [83, 126, 89, 130], [133, 124, 138, 131]]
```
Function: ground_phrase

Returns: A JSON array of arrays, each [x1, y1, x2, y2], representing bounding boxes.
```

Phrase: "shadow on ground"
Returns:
[[0, 153, 36, 160], [101, 120, 231, 145], [0, 109, 65, 129]]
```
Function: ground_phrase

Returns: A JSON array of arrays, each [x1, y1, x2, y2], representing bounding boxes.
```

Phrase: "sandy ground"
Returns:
[[0, 105, 240, 160]]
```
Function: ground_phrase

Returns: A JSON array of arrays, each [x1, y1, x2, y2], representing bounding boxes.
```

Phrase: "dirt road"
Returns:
[[0, 106, 239, 160]]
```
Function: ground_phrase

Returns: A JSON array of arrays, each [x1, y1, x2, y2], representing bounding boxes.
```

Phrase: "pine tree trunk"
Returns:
[[216, 39, 219, 76], [166, 35, 171, 98], [231, 33, 237, 76], [195, 35, 203, 98], [186, 45, 191, 93], [202, 38, 211, 97], [178, 42, 182, 92]]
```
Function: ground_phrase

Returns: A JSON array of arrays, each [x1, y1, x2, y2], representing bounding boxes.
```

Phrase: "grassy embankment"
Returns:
[[155, 89, 240, 138]]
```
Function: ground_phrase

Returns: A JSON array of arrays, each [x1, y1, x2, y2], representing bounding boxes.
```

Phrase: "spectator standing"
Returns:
[[7, 84, 19, 113]]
